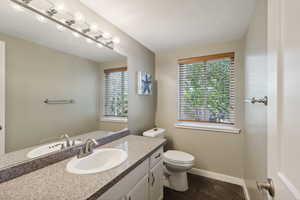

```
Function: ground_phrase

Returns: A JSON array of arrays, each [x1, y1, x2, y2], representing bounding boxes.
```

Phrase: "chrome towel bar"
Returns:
[[44, 99, 75, 104]]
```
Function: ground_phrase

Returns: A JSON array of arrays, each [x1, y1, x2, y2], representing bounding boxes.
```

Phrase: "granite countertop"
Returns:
[[0, 135, 166, 200], [0, 129, 126, 170]]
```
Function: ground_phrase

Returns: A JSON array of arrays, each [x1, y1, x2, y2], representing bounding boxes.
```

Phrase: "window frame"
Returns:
[[102, 67, 128, 120], [177, 52, 236, 126]]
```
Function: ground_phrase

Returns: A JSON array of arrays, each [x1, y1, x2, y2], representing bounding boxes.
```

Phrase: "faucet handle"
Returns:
[[61, 134, 71, 147], [60, 143, 65, 150], [90, 139, 98, 145], [61, 134, 69, 139], [77, 146, 85, 159]]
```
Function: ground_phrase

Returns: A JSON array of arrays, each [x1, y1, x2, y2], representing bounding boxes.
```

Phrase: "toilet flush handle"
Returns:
[[154, 153, 161, 159]]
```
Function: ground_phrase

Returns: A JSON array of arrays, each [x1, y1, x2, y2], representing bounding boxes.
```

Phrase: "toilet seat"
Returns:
[[163, 150, 194, 165]]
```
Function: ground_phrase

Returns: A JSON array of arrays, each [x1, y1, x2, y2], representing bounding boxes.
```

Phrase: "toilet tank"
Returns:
[[143, 128, 165, 138]]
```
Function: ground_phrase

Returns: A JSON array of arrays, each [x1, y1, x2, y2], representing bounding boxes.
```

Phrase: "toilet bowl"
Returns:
[[143, 128, 195, 192], [163, 150, 194, 191]]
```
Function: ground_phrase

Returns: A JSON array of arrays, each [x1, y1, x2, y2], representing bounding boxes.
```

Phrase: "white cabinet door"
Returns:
[[126, 175, 149, 200], [98, 159, 149, 200], [149, 161, 163, 200]]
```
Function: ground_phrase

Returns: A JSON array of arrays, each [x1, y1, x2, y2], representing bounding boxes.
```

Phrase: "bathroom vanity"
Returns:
[[0, 135, 166, 200], [98, 144, 164, 200]]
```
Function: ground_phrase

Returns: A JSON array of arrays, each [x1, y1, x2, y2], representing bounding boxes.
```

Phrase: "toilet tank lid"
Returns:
[[143, 128, 165, 137]]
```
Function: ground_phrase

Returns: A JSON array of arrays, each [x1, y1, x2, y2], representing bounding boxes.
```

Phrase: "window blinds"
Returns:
[[104, 67, 128, 117], [178, 53, 235, 124]]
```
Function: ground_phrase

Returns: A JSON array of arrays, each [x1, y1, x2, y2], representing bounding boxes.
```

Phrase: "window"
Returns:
[[178, 52, 235, 125], [104, 67, 128, 118]]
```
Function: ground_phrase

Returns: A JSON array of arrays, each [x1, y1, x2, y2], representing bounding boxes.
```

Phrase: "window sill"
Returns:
[[100, 117, 128, 123], [174, 121, 241, 134]]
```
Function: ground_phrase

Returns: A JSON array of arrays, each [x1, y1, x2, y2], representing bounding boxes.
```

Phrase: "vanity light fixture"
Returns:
[[9, 0, 120, 50]]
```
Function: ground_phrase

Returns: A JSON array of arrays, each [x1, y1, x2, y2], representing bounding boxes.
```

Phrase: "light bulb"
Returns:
[[55, 3, 65, 11], [36, 15, 47, 23], [86, 38, 93, 44], [97, 43, 103, 48], [112, 37, 120, 44], [11, 3, 24, 12], [56, 24, 66, 31], [72, 32, 80, 38], [90, 23, 99, 32], [74, 12, 84, 22], [102, 32, 111, 39]]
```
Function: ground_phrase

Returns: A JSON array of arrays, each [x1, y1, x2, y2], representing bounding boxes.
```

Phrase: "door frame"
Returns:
[[0, 41, 5, 155]]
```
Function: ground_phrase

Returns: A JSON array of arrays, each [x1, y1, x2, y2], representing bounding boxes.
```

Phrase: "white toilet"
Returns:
[[143, 128, 194, 192]]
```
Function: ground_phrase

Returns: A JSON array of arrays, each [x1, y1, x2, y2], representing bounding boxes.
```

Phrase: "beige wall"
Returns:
[[243, 0, 268, 199], [155, 40, 245, 178], [98, 60, 128, 131], [98, 121, 127, 132], [1, 32, 101, 152], [64, 0, 156, 135]]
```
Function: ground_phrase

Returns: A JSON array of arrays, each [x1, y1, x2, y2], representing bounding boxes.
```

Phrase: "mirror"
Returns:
[[0, 0, 128, 169]]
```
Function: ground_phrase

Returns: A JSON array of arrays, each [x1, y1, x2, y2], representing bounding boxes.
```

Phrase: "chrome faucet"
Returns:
[[77, 139, 98, 158]]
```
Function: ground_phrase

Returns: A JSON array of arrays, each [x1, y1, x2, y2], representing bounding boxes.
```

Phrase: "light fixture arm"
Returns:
[[82, 28, 91, 34], [46, 8, 57, 16], [22, 0, 32, 4]]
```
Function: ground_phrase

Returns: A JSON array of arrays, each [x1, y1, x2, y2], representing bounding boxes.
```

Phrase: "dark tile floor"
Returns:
[[164, 174, 246, 200]]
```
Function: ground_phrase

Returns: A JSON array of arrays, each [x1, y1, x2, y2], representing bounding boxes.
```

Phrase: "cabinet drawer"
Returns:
[[150, 147, 163, 168]]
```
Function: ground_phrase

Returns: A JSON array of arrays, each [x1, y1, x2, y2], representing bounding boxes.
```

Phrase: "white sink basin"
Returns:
[[27, 140, 82, 158], [66, 148, 128, 175]]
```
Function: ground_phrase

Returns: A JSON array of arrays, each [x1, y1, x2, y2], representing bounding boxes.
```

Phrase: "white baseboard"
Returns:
[[189, 168, 250, 200], [189, 168, 244, 185]]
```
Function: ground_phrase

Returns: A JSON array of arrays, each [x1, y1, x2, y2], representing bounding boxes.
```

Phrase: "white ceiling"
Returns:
[[0, 0, 125, 63], [81, 0, 256, 52]]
